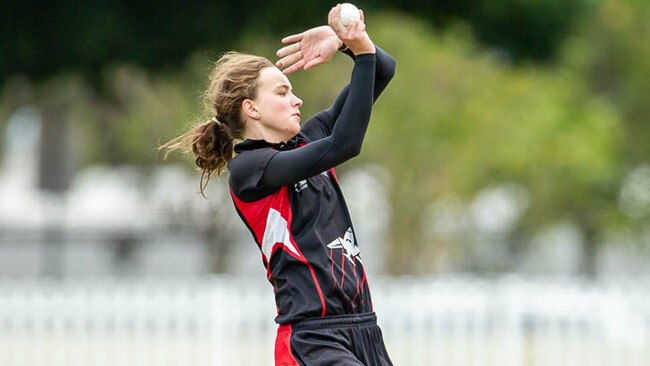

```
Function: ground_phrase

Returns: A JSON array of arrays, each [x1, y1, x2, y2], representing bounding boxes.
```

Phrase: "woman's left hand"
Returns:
[[275, 25, 343, 75]]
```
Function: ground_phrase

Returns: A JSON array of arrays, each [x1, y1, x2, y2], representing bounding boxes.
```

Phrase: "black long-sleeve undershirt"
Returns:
[[301, 46, 396, 140], [260, 47, 396, 189]]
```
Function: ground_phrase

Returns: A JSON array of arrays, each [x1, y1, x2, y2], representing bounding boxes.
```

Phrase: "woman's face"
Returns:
[[253, 66, 303, 142]]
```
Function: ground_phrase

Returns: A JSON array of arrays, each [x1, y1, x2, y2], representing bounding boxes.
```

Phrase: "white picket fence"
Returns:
[[0, 276, 649, 366]]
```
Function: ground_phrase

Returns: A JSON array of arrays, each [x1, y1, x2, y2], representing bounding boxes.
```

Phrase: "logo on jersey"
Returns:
[[327, 228, 361, 265], [293, 180, 308, 192]]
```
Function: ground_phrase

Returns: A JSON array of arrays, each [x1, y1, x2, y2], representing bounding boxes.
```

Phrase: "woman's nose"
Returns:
[[294, 95, 303, 107]]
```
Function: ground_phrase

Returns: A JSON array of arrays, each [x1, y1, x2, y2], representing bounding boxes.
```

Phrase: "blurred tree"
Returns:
[[0, 0, 590, 167], [0, 0, 588, 86], [1, 1, 223, 85], [355, 14, 623, 274], [562, 0, 650, 166], [557, 0, 650, 268], [374, 0, 589, 62]]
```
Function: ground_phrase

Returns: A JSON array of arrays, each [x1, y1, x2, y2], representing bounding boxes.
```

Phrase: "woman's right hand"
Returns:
[[275, 26, 342, 75], [328, 4, 376, 55]]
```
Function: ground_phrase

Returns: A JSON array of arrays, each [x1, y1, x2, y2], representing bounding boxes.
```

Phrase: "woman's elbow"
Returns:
[[383, 57, 397, 81], [341, 143, 362, 159]]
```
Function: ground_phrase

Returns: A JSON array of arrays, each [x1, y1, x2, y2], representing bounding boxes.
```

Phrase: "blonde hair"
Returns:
[[161, 52, 273, 195]]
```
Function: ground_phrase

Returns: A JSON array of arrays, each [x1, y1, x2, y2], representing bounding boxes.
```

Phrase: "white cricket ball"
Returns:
[[340, 3, 361, 27]]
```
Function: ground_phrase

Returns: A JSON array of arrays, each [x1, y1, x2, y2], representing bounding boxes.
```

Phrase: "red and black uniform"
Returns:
[[228, 47, 395, 366]]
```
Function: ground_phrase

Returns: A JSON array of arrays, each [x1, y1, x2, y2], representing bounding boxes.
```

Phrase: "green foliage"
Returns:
[[355, 13, 622, 273], [102, 65, 203, 166], [48, 57, 208, 168], [0, 1, 227, 85], [0, 0, 588, 85], [465, 0, 589, 61], [561, 0, 650, 164]]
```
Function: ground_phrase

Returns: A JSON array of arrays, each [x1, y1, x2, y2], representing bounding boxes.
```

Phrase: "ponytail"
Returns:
[[160, 116, 234, 197]]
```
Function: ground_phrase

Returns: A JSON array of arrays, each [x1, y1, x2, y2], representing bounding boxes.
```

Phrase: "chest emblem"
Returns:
[[293, 180, 308, 192], [327, 228, 361, 265]]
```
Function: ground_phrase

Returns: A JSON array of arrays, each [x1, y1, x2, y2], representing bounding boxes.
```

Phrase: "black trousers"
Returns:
[[275, 312, 393, 366]]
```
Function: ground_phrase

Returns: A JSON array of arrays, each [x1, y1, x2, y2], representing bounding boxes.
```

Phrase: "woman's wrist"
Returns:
[[345, 34, 376, 55], [350, 43, 376, 55]]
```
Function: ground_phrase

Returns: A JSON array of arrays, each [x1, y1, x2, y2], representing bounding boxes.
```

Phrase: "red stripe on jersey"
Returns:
[[330, 167, 338, 182], [340, 251, 346, 286], [275, 324, 299, 365], [230, 186, 327, 316], [307, 265, 327, 317], [360, 265, 373, 310], [329, 249, 339, 287], [351, 263, 361, 305]]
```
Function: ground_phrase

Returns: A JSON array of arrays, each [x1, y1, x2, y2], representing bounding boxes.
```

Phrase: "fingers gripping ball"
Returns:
[[340, 3, 361, 26]]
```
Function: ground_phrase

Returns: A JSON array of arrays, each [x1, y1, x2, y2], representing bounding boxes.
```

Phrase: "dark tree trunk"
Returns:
[[577, 215, 600, 278]]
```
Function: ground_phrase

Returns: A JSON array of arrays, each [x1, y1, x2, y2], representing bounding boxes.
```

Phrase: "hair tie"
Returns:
[[211, 115, 221, 124]]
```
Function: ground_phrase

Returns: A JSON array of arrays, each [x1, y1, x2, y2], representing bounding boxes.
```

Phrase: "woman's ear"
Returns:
[[242, 99, 260, 120]]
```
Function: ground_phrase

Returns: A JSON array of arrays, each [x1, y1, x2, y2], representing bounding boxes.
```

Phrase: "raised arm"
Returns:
[[276, 20, 395, 140], [260, 6, 377, 188], [261, 54, 376, 188], [309, 46, 395, 137]]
